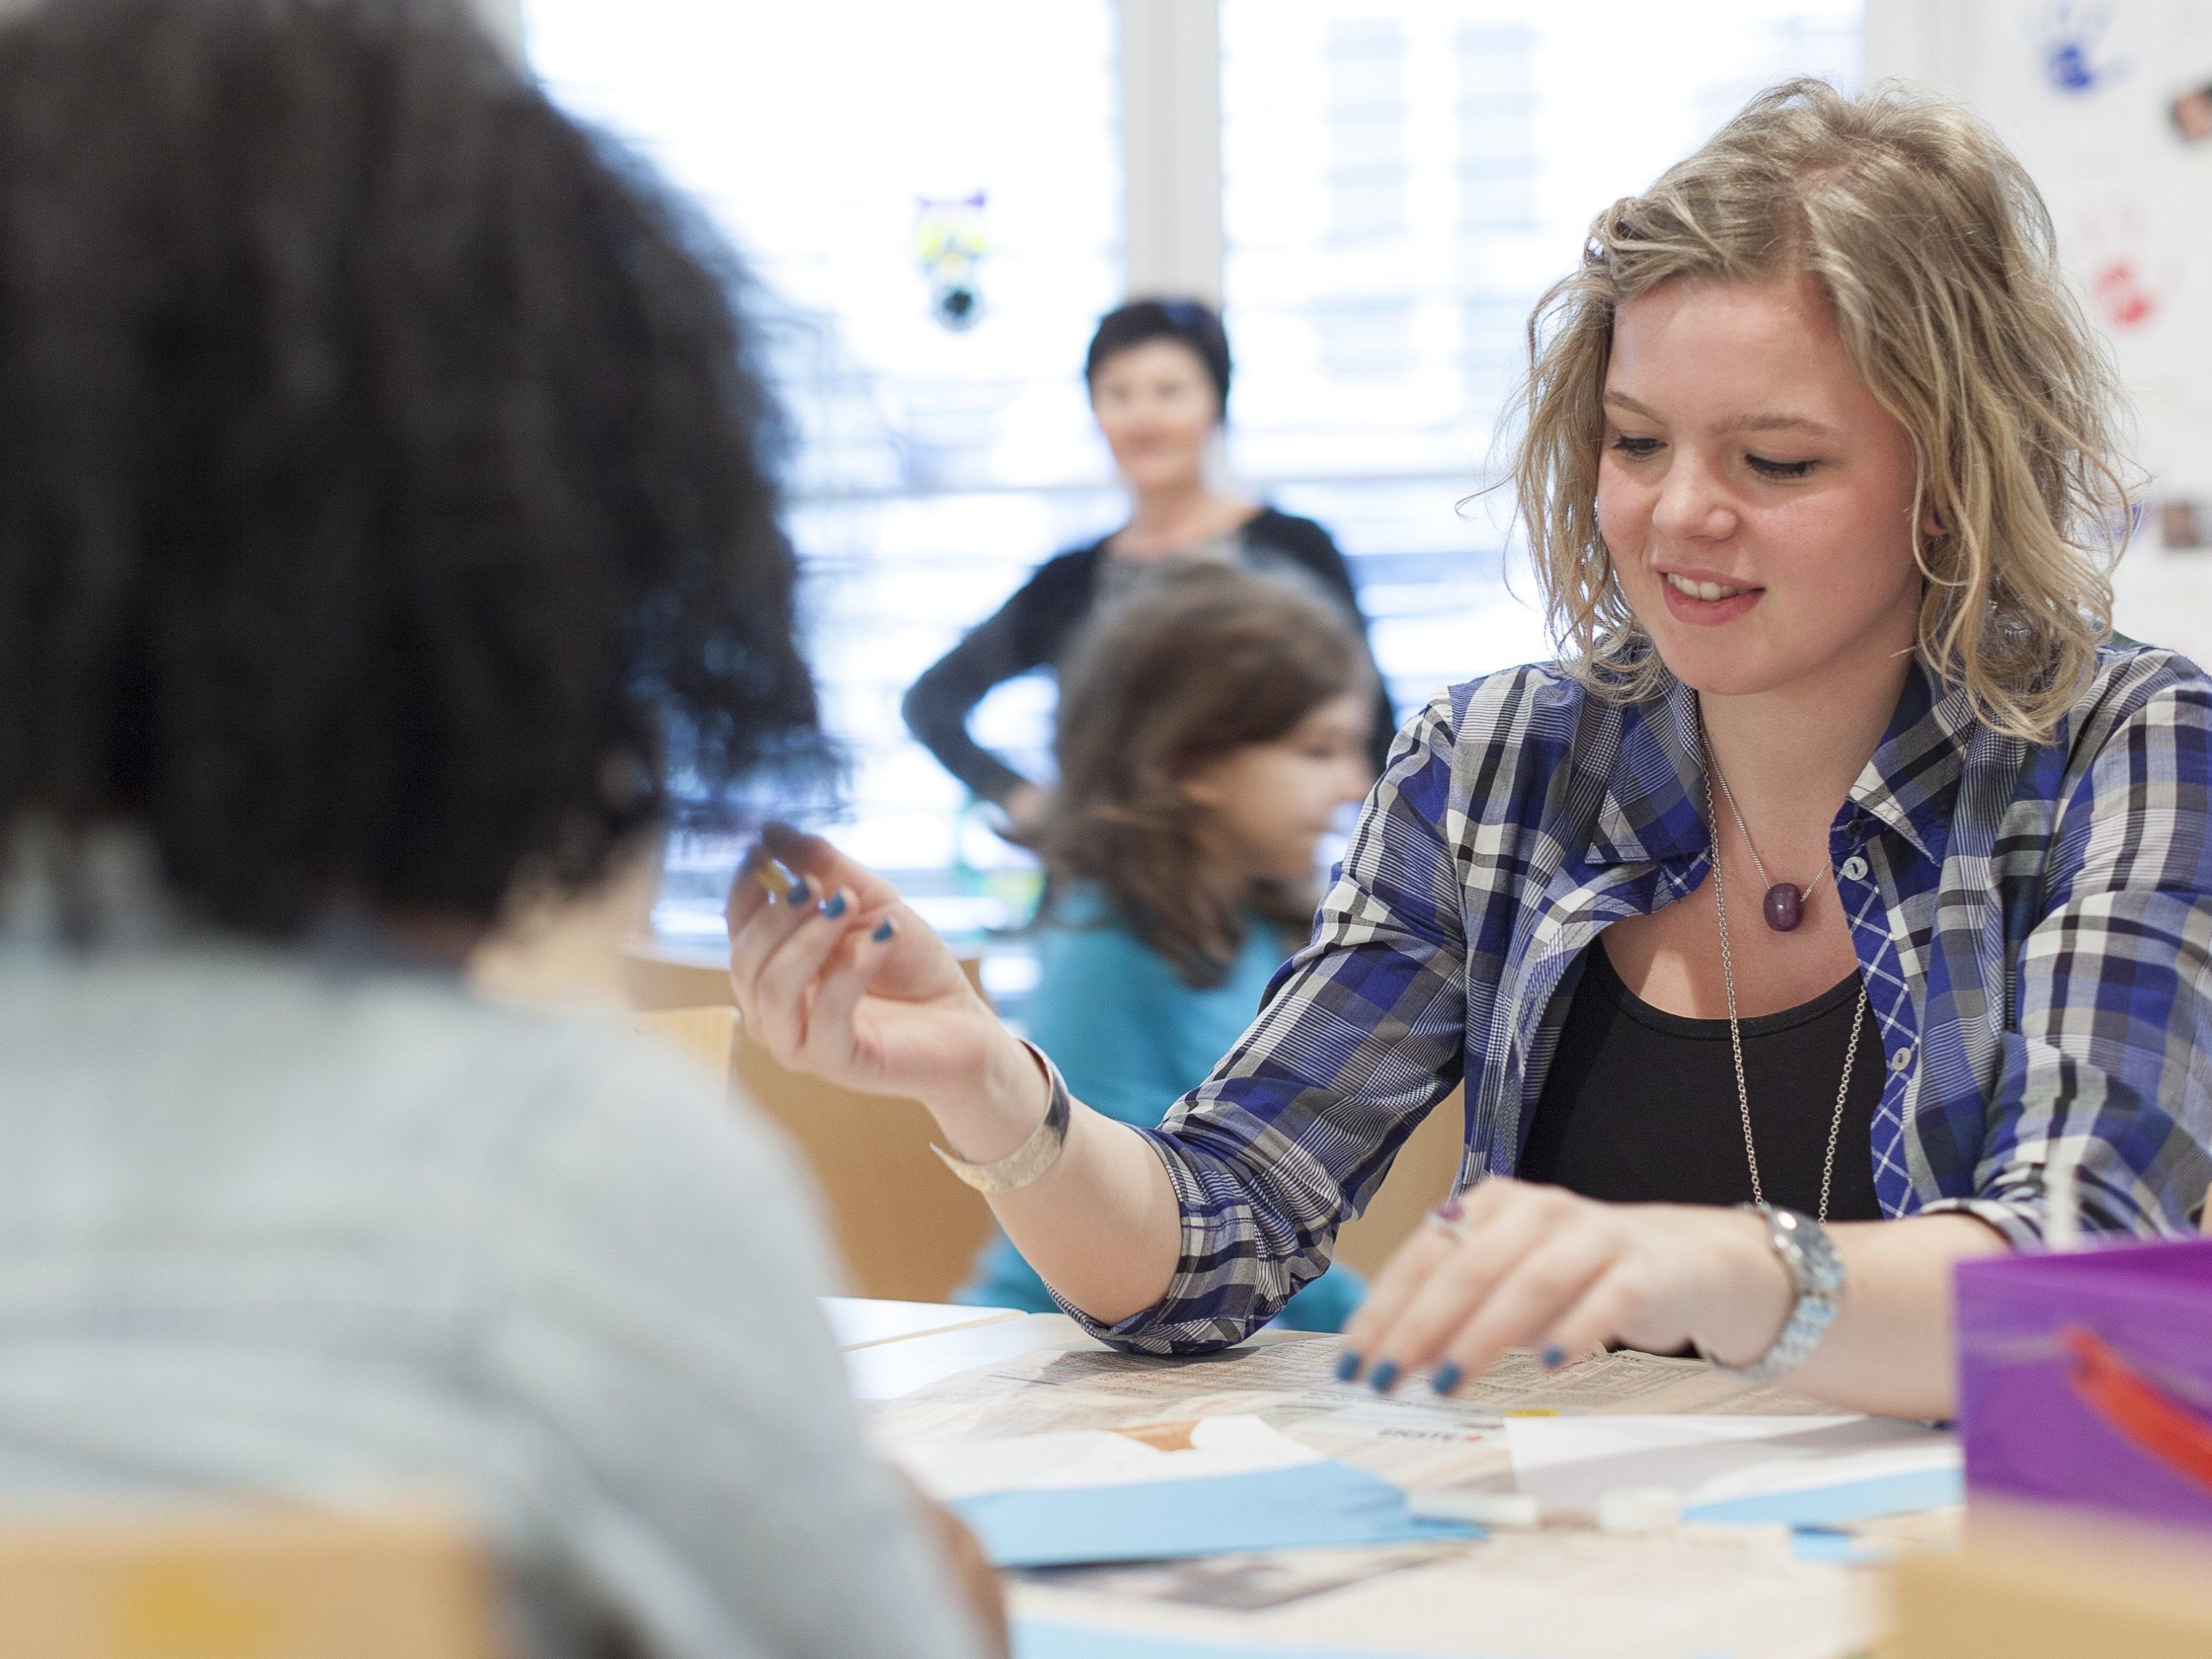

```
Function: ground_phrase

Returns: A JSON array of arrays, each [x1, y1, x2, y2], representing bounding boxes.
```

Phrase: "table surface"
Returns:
[[824, 1296, 1021, 1353], [827, 1299, 1935, 1659]]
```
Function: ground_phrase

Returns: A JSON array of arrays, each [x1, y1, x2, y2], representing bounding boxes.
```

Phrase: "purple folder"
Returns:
[[1955, 1238, 2212, 1535]]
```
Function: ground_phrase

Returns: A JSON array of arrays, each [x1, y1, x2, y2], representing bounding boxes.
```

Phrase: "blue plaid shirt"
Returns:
[[1075, 643, 2212, 1353]]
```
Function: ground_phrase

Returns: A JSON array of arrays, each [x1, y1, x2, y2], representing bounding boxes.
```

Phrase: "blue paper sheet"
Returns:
[[1012, 1621, 1428, 1658], [953, 1460, 1483, 1568], [1681, 1465, 1963, 1527], [1788, 1527, 1899, 1565]]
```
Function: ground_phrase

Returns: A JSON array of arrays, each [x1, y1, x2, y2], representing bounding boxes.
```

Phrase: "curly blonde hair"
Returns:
[[1513, 76, 2136, 742]]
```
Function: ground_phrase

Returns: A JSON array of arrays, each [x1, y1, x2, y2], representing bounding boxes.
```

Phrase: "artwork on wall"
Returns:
[[2157, 500, 2208, 550], [2037, 2, 2126, 95], [1947, 1, 2212, 650], [2171, 76, 2212, 142], [914, 193, 991, 333]]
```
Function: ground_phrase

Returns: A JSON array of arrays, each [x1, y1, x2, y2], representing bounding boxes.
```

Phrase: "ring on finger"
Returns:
[[1424, 1192, 1470, 1240]]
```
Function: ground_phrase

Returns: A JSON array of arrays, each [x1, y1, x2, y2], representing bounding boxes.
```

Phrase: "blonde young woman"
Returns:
[[731, 80, 2212, 1421]]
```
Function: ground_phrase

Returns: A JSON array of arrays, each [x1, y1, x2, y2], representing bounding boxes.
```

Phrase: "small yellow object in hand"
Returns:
[[754, 859, 796, 899]]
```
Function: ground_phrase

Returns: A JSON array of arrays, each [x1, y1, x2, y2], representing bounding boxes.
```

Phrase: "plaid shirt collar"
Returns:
[[1586, 657, 1987, 873]]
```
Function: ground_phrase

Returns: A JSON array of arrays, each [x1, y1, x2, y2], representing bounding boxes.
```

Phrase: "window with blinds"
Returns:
[[526, 1, 1122, 949], [1219, 0, 1862, 728]]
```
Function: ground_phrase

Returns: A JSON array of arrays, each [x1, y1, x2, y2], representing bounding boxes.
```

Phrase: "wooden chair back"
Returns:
[[0, 1501, 499, 1659], [1332, 1085, 1466, 1278], [730, 1041, 997, 1303], [629, 1005, 738, 1090], [620, 943, 1469, 1299], [622, 945, 996, 1303]]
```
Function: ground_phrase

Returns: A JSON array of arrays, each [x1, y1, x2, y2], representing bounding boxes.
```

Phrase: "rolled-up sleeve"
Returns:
[[1922, 674, 2212, 1245], [1058, 694, 1471, 1351]]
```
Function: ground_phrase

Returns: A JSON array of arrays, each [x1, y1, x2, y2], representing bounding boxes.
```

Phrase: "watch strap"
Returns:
[[1697, 1204, 1844, 1383]]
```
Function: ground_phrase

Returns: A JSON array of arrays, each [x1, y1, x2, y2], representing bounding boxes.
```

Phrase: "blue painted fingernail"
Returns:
[[871, 920, 894, 943], [1335, 1351, 1362, 1383], [820, 893, 848, 920], [1540, 1344, 1567, 1370], [786, 877, 812, 905], [1368, 1360, 1399, 1392], [1432, 1362, 1463, 1394]]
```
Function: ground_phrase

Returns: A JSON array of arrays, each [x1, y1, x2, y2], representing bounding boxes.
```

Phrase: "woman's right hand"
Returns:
[[997, 782, 1050, 848], [725, 823, 1025, 1128], [734, 827, 1183, 1325]]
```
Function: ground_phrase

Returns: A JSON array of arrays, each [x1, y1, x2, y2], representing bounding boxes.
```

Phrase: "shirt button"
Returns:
[[1841, 854, 1870, 881], [1890, 1045, 1915, 1073]]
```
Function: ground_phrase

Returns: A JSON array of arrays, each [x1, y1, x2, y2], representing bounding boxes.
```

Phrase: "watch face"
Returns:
[[1769, 1212, 1844, 1301], [1795, 1224, 1846, 1299]]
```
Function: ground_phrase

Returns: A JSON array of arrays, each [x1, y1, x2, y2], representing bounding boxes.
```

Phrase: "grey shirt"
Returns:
[[0, 927, 980, 1659]]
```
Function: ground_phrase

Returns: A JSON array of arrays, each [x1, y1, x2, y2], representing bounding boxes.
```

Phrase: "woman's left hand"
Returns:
[[1340, 1178, 1795, 1392]]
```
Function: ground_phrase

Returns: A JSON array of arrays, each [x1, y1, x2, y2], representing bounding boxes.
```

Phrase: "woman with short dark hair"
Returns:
[[0, 1, 991, 1655], [901, 297, 1396, 842]]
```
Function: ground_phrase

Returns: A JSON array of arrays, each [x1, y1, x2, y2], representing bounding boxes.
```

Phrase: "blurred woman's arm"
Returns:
[[902, 563, 1073, 808]]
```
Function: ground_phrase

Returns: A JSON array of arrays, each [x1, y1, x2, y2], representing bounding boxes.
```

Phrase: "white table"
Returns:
[[824, 1296, 1023, 1353]]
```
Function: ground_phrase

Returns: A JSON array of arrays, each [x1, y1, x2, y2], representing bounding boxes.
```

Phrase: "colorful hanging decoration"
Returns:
[[914, 193, 989, 332]]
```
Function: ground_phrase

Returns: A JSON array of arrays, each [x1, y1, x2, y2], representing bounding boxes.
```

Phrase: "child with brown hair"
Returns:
[[957, 563, 1378, 1329]]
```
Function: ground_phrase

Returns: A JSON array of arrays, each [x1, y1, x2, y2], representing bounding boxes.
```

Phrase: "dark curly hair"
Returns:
[[1045, 564, 1371, 989], [0, 0, 824, 936]]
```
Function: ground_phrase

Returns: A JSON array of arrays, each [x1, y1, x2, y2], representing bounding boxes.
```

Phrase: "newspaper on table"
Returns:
[[874, 1333, 1897, 1659], [871, 1334, 1832, 1490]]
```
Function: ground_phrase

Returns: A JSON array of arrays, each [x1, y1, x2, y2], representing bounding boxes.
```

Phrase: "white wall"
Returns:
[[1870, 0, 2212, 662]]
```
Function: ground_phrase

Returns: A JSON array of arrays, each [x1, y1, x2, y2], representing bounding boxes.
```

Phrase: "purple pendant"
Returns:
[[1763, 882, 1803, 932]]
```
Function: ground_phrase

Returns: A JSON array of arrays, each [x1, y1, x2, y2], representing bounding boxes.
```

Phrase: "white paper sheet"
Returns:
[[1505, 1415, 1959, 1517], [845, 1314, 1089, 1400], [895, 1415, 1323, 1502]]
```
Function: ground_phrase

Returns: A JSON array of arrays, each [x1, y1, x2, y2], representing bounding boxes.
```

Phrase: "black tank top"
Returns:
[[1518, 940, 1885, 1221]]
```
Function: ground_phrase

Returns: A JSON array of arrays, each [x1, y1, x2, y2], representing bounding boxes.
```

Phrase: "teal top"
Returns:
[[956, 887, 1364, 1332]]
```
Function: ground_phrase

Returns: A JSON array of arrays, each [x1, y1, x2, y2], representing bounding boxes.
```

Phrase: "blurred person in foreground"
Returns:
[[955, 566, 1373, 1329], [0, 1, 998, 1655], [901, 297, 1396, 843]]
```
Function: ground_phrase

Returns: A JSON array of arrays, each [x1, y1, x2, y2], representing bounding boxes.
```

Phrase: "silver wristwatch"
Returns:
[[930, 1040, 1071, 1194], [1697, 1205, 1844, 1383]]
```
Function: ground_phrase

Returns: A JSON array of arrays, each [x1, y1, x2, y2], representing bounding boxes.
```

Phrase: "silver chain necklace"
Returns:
[[1703, 764, 1867, 1223], [1711, 766, 1830, 933]]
